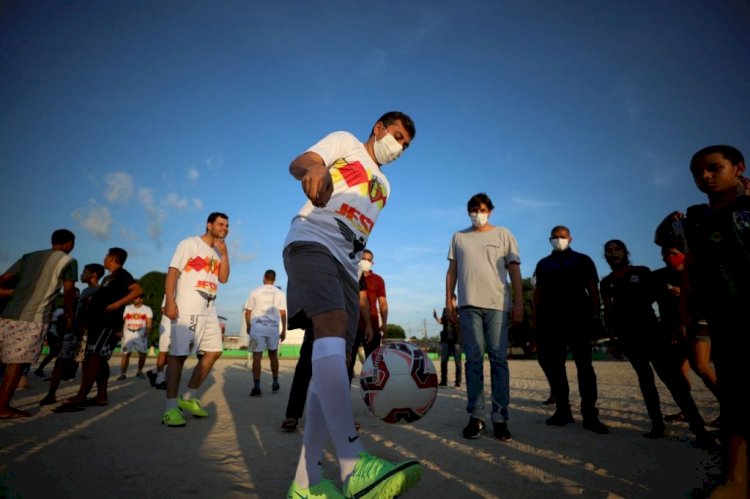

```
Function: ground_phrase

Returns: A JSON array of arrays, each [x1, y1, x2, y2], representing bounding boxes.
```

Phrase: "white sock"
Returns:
[[182, 389, 194, 401], [310, 337, 364, 483], [293, 386, 326, 488], [165, 398, 178, 411], [156, 371, 166, 384]]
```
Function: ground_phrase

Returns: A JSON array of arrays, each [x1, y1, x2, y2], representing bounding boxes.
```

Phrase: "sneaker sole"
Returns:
[[349, 460, 422, 499], [162, 420, 186, 427]]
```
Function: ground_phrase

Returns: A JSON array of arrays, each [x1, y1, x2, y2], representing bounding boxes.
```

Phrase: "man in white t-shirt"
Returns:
[[119, 295, 153, 380], [161, 212, 230, 428], [244, 269, 286, 397], [283, 112, 422, 498]]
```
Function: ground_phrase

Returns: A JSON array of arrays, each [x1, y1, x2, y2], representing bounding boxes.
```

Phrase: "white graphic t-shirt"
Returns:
[[283, 131, 390, 281], [169, 236, 222, 315], [123, 304, 153, 332], [244, 285, 286, 337]]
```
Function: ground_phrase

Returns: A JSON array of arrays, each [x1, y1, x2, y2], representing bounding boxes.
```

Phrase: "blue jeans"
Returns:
[[460, 306, 510, 423]]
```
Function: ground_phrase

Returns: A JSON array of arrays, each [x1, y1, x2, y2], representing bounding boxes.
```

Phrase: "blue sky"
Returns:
[[2, 0, 749, 337]]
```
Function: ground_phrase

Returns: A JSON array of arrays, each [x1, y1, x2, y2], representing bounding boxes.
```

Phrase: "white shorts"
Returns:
[[0, 318, 46, 364], [249, 334, 280, 353], [170, 314, 222, 357], [121, 329, 148, 354], [158, 317, 172, 352]]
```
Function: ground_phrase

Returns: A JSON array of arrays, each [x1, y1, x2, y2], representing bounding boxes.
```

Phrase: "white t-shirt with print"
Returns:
[[169, 236, 223, 316], [244, 284, 286, 337], [123, 304, 153, 332], [283, 131, 390, 281]]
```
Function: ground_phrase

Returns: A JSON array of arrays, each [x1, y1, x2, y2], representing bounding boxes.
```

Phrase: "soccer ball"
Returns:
[[359, 342, 438, 424]]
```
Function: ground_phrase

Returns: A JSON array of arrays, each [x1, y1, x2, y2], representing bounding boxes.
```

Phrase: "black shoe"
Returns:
[[146, 370, 158, 387], [439, 380, 448, 387], [39, 395, 57, 406], [583, 417, 610, 434], [250, 387, 261, 397], [542, 396, 556, 405], [546, 411, 575, 426], [708, 416, 720, 428], [693, 431, 720, 450], [272, 381, 280, 392], [643, 427, 667, 439], [462, 417, 485, 439], [155, 381, 167, 390], [664, 411, 686, 422], [34, 368, 46, 378], [454, 382, 461, 388], [493, 422, 513, 442]]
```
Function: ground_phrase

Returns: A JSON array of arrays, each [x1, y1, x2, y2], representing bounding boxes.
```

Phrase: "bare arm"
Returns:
[[290, 151, 333, 208], [446, 259, 458, 322], [244, 309, 252, 335], [62, 279, 77, 330], [378, 296, 388, 335], [106, 283, 144, 315], [508, 262, 523, 325], [164, 268, 180, 320], [215, 240, 230, 284], [280, 310, 287, 342], [360, 290, 373, 343]]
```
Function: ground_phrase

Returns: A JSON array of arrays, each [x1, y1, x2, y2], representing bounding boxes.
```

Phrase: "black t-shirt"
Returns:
[[684, 195, 750, 317], [534, 249, 598, 323], [652, 266, 682, 342], [601, 266, 658, 339], [88, 267, 136, 331]]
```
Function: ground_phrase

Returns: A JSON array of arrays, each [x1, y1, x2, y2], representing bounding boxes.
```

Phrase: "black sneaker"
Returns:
[[462, 417, 485, 439], [146, 370, 158, 387], [33, 368, 45, 378], [493, 422, 513, 442], [583, 417, 610, 434], [438, 380, 448, 387], [693, 431, 720, 450], [250, 387, 262, 397], [546, 411, 575, 426], [643, 427, 666, 439], [542, 395, 556, 405], [272, 381, 280, 392], [155, 381, 167, 390]]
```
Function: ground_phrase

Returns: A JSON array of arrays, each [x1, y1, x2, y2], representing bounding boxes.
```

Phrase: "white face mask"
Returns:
[[373, 131, 403, 165], [359, 259, 373, 272], [550, 238, 570, 251], [469, 212, 489, 228]]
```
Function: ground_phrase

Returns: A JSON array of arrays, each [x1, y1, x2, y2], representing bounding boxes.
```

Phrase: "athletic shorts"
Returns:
[[158, 317, 171, 352], [58, 331, 80, 360], [283, 241, 358, 353], [0, 318, 46, 363], [85, 327, 120, 360], [169, 314, 222, 357], [121, 329, 148, 354], [249, 334, 280, 353]]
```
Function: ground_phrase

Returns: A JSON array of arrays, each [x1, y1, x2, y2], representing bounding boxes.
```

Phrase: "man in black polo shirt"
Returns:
[[533, 225, 608, 434]]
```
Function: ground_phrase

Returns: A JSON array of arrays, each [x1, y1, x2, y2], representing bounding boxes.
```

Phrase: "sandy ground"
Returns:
[[0, 356, 721, 498]]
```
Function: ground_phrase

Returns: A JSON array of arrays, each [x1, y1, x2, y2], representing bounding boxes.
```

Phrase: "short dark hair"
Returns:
[[51, 229, 75, 245], [264, 269, 276, 282], [604, 239, 630, 266], [107, 247, 128, 265], [363, 249, 374, 259], [690, 145, 745, 168], [207, 212, 228, 223], [467, 193, 494, 212], [84, 263, 105, 278], [375, 111, 416, 140], [550, 225, 570, 237]]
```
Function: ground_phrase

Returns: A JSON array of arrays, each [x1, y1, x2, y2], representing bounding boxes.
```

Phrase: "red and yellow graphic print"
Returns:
[[184, 255, 220, 297], [330, 158, 388, 236]]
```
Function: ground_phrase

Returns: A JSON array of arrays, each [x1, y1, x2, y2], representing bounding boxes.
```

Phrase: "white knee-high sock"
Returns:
[[293, 385, 327, 488], [310, 337, 364, 483]]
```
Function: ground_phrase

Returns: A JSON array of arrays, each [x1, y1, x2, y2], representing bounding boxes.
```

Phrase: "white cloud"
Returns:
[[193, 198, 204, 210], [104, 172, 134, 203], [165, 193, 189, 210], [205, 153, 224, 171], [187, 166, 199, 181], [510, 196, 561, 208], [138, 188, 166, 249], [71, 199, 113, 239]]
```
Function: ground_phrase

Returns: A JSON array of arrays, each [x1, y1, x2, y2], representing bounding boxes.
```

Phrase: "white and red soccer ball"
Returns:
[[359, 342, 438, 424]]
